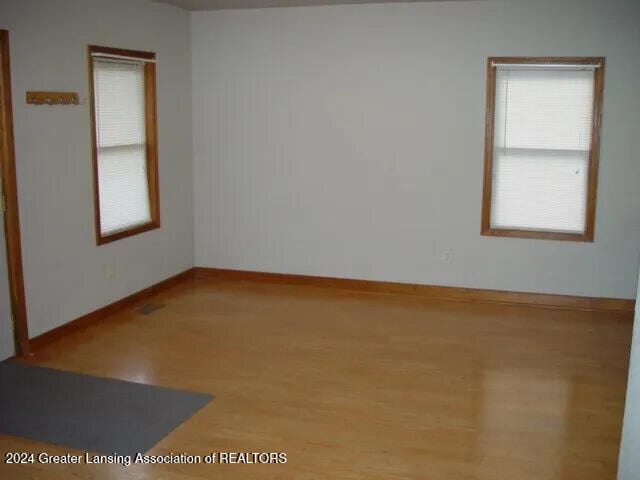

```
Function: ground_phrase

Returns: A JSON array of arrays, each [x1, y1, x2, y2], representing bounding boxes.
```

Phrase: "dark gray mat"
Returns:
[[0, 361, 212, 455]]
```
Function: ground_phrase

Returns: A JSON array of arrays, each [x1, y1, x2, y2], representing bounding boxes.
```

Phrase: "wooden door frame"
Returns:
[[0, 30, 30, 356]]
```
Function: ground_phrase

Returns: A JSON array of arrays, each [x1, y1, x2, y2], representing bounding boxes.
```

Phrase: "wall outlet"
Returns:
[[442, 249, 453, 264], [105, 264, 116, 280]]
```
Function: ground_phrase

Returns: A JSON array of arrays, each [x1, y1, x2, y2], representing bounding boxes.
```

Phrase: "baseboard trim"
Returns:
[[26, 265, 634, 354], [29, 268, 195, 352], [193, 267, 635, 314]]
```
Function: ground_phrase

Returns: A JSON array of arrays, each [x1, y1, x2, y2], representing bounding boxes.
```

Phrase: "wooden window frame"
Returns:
[[481, 57, 605, 242], [88, 45, 160, 245]]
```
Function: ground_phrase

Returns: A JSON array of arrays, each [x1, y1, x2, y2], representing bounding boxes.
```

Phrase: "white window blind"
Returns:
[[490, 65, 596, 234], [93, 58, 151, 236]]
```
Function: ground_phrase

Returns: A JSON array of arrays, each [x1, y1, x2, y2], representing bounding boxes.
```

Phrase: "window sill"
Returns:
[[96, 220, 160, 245], [481, 227, 593, 243]]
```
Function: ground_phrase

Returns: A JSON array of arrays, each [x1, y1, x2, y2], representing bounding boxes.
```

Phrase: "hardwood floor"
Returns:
[[0, 276, 633, 479]]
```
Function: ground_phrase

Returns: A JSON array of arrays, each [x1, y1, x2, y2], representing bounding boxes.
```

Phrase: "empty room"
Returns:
[[0, 0, 639, 478]]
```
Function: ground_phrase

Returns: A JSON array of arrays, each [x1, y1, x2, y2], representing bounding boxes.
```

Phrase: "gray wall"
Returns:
[[618, 263, 640, 479], [2, 0, 639, 342], [0, 0, 194, 337], [191, 0, 640, 298]]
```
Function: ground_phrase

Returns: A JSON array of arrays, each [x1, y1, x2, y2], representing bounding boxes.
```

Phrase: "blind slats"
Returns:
[[93, 58, 151, 236], [97, 145, 151, 234], [490, 66, 595, 233], [94, 60, 145, 147], [492, 150, 588, 233]]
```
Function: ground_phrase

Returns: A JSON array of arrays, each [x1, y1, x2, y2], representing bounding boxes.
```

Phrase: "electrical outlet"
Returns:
[[105, 264, 115, 280], [442, 249, 453, 264]]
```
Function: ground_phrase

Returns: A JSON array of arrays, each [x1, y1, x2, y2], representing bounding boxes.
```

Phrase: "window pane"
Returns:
[[97, 145, 151, 235], [494, 68, 594, 151], [491, 149, 588, 233], [93, 59, 145, 148]]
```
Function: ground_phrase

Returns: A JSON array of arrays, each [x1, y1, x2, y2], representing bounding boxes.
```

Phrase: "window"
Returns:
[[481, 57, 604, 242], [88, 45, 160, 244]]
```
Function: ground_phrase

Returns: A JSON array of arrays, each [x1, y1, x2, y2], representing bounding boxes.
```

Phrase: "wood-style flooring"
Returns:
[[0, 276, 633, 479]]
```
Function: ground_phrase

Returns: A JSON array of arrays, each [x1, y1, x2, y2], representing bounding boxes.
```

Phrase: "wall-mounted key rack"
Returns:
[[26, 91, 80, 105]]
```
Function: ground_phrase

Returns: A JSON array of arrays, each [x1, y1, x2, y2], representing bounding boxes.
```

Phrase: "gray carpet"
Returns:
[[0, 361, 212, 455]]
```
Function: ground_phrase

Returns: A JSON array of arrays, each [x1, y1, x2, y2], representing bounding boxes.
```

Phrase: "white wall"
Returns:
[[619, 263, 640, 479], [192, 0, 640, 299], [0, 0, 194, 337]]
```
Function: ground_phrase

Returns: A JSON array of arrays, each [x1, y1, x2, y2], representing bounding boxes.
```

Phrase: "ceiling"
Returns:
[[153, 0, 459, 11]]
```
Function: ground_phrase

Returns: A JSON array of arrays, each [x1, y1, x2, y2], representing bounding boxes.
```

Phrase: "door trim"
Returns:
[[0, 30, 30, 356]]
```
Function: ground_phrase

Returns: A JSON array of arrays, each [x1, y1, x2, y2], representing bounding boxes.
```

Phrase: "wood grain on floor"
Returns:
[[0, 276, 632, 479]]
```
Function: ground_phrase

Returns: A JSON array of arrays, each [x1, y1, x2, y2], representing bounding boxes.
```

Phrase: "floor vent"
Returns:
[[136, 303, 164, 315]]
